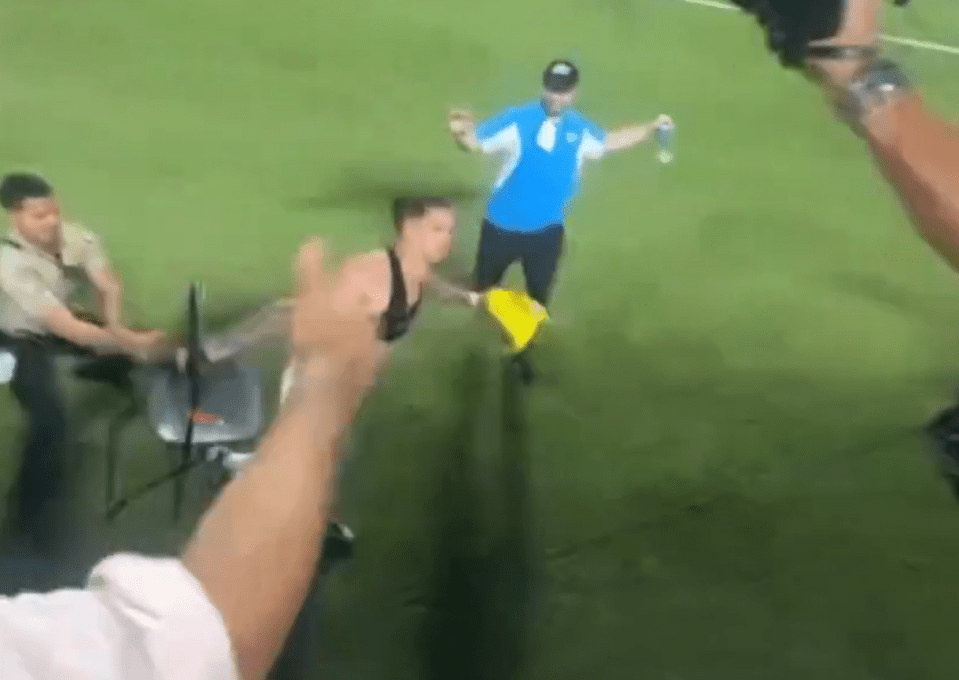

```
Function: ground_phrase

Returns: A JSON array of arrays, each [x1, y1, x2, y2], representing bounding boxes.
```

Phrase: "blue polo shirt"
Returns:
[[475, 100, 607, 233]]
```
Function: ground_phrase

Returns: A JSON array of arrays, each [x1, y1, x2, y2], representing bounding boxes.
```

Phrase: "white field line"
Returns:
[[676, 0, 959, 56]]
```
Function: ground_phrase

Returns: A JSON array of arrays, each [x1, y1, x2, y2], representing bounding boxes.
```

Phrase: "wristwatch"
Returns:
[[837, 58, 913, 134]]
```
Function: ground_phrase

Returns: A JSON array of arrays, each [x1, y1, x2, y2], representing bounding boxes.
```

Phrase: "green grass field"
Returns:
[[4, 0, 959, 677]]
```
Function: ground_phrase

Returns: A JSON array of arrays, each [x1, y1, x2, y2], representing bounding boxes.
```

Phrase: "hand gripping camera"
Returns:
[[728, 0, 911, 68]]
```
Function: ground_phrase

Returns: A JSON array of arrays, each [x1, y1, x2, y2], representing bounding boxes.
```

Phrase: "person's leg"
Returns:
[[520, 224, 565, 307], [515, 225, 565, 383], [279, 360, 355, 564], [474, 220, 520, 293], [5, 343, 71, 556]]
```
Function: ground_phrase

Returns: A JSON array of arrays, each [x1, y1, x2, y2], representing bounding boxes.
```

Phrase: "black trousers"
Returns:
[[3, 339, 70, 555], [473, 220, 564, 306], [2, 333, 133, 556]]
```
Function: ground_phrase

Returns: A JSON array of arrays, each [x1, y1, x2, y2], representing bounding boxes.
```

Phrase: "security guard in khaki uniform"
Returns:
[[0, 172, 164, 555]]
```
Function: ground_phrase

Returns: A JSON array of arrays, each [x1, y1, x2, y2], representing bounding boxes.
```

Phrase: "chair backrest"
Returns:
[[147, 282, 264, 446], [110, 282, 264, 522], [187, 282, 208, 367]]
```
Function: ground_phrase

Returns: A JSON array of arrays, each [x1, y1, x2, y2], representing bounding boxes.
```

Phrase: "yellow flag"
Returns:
[[483, 288, 549, 353]]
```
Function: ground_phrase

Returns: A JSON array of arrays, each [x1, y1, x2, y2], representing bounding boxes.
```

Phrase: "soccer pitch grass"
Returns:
[[4, 0, 959, 677]]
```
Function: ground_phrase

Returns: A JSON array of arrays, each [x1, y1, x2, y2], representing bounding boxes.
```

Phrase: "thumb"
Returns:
[[294, 237, 327, 297]]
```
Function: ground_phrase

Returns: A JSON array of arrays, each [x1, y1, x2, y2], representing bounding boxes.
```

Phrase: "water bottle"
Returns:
[[656, 118, 674, 164]]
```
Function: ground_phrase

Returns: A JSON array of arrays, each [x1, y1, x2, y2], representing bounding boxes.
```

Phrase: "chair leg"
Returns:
[[104, 396, 140, 520], [173, 444, 190, 522]]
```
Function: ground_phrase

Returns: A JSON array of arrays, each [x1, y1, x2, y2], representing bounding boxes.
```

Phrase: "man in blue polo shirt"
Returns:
[[448, 59, 670, 382]]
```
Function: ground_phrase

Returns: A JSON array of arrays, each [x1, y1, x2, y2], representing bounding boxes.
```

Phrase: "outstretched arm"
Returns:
[[199, 298, 294, 363], [181, 239, 379, 680], [806, 0, 959, 272], [860, 95, 959, 271], [732, 0, 959, 274], [430, 275, 481, 306], [448, 107, 520, 156], [603, 115, 672, 153], [195, 252, 390, 367]]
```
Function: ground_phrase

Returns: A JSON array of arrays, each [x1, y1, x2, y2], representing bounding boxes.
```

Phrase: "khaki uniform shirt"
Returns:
[[0, 223, 108, 336]]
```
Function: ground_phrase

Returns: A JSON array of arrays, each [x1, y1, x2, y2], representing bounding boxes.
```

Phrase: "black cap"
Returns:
[[542, 59, 579, 93]]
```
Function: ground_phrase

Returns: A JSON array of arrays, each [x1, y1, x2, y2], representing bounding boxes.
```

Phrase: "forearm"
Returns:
[[605, 121, 656, 152], [98, 280, 123, 329], [431, 276, 475, 304], [203, 299, 293, 363], [181, 356, 345, 680], [43, 306, 130, 354], [861, 94, 959, 271]]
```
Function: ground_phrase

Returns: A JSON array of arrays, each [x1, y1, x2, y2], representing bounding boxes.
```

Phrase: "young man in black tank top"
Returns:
[[192, 197, 476, 395], [278, 196, 478, 408], [187, 197, 478, 557]]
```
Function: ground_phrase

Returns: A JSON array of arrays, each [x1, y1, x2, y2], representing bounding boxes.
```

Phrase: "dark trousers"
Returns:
[[4, 340, 70, 555], [473, 220, 565, 306], [2, 333, 133, 556]]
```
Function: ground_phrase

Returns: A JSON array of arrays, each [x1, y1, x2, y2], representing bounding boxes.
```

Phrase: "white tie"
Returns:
[[536, 119, 557, 152]]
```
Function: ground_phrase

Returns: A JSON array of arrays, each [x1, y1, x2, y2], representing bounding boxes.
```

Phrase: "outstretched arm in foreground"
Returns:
[[857, 91, 959, 271], [806, 0, 959, 271], [180, 239, 378, 680], [732, 0, 959, 272]]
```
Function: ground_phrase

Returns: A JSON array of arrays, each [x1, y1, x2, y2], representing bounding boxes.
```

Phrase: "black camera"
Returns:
[[728, 0, 911, 68]]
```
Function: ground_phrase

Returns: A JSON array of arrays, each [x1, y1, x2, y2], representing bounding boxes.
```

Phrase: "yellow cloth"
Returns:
[[483, 288, 549, 353]]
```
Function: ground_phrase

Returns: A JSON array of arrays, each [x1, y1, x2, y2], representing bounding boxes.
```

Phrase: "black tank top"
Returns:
[[378, 249, 421, 343]]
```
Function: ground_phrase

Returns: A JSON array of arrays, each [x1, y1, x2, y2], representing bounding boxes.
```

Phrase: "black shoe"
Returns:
[[512, 352, 535, 385], [321, 521, 355, 571]]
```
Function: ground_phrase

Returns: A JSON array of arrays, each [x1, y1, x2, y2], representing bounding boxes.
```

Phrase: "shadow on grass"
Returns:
[[418, 351, 537, 680], [830, 271, 952, 328], [289, 163, 483, 213]]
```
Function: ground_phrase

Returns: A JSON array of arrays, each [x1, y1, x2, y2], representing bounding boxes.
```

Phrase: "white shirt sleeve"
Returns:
[[0, 553, 239, 680], [0, 640, 33, 680], [479, 122, 520, 156], [579, 129, 606, 161]]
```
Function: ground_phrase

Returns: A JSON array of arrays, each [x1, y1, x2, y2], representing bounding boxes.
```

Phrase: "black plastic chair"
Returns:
[[106, 283, 264, 521]]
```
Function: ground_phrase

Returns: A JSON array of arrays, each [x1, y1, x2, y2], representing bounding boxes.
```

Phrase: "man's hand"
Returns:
[[290, 237, 376, 363], [448, 108, 475, 136], [430, 275, 481, 306], [116, 328, 168, 362], [729, 0, 889, 70], [737, 0, 959, 280], [285, 237, 381, 420], [448, 108, 482, 152], [109, 326, 167, 361]]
